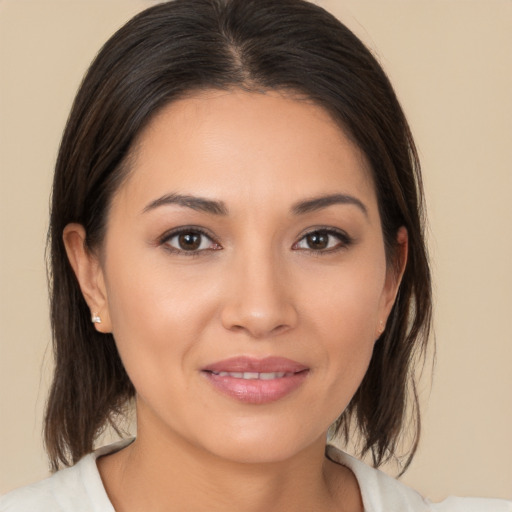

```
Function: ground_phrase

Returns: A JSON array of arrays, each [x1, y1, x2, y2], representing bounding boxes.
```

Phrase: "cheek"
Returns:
[[302, 252, 387, 342], [298, 254, 387, 401], [101, 246, 221, 391]]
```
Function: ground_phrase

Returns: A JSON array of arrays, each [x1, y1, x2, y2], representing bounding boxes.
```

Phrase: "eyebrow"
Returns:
[[142, 193, 228, 215], [142, 192, 367, 217], [291, 193, 368, 216]]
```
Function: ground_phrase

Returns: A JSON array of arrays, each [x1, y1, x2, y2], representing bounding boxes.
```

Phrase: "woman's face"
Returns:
[[71, 89, 404, 463]]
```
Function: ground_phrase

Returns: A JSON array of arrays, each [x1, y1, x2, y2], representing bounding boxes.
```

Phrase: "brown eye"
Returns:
[[178, 232, 201, 251], [293, 228, 352, 252], [162, 229, 220, 253], [305, 231, 329, 250]]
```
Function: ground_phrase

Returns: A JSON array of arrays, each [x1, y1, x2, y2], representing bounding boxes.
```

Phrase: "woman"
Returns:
[[1, 0, 510, 510]]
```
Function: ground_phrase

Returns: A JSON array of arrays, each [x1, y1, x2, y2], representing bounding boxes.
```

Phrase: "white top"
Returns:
[[1, 440, 511, 511]]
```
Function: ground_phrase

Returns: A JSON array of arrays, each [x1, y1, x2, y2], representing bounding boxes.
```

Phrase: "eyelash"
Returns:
[[293, 228, 353, 255], [159, 227, 221, 256], [158, 227, 353, 256]]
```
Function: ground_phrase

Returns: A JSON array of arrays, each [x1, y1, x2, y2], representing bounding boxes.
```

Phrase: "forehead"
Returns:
[[115, 89, 377, 215]]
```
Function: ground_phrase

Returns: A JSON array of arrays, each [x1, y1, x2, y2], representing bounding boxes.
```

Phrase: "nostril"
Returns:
[[223, 319, 293, 339], [270, 324, 291, 335]]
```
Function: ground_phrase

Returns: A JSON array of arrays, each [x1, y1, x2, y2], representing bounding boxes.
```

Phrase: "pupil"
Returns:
[[179, 233, 201, 250], [307, 232, 328, 249]]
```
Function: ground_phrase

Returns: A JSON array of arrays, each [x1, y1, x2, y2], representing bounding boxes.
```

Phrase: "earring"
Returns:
[[378, 320, 385, 334], [91, 312, 102, 324]]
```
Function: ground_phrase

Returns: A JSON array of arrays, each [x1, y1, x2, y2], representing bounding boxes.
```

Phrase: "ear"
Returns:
[[62, 223, 112, 333], [377, 226, 408, 336]]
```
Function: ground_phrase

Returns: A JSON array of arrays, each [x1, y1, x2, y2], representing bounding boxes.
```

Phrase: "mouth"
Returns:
[[208, 371, 297, 380], [201, 357, 309, 404]]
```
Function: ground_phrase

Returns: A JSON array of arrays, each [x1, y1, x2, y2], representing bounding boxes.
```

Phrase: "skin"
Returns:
[[64, 89, 407, 512]]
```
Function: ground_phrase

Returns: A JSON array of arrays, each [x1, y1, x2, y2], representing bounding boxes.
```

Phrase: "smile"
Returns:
[[202, 357, 309, 404], [209, 371, 294, 379]]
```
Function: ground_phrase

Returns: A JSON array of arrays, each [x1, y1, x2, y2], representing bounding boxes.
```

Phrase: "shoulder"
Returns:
[[430, 496, 512, 512], [0, 440, 132, 512], [326, 445, 512, 512], [0, 461, 99, 512]]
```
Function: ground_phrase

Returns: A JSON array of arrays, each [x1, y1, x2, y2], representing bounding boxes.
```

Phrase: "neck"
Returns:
[[97, 408, 362, 512]]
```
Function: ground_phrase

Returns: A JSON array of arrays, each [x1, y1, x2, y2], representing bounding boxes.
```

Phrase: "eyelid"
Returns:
[[156, 225, 352, 255], [158, 226, 222, 254], [292, 226, 353, 252]]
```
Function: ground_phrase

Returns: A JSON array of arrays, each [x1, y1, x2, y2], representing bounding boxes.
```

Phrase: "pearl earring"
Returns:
[[91, 312, 102, 324]]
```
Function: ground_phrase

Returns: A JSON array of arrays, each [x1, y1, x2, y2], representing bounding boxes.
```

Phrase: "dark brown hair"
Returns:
[[45, 0, 431, 472]]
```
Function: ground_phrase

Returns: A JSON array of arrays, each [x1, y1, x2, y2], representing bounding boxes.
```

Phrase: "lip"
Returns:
[[202, 356, 309, 405]]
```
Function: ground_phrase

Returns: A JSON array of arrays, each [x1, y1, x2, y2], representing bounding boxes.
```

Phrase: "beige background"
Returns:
[[1, 0, 511, 500]]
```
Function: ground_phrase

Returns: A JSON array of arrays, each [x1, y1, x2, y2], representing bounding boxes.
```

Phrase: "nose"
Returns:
[[220, 251, 298, 339]]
